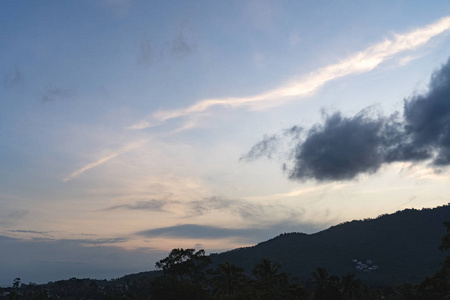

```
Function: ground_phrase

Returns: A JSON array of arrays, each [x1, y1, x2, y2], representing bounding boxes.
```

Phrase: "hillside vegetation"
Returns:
[[211, 204, 450, 285]]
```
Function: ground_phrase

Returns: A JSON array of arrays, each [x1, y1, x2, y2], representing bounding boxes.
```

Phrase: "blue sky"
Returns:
[[2, 0, 450, 285]]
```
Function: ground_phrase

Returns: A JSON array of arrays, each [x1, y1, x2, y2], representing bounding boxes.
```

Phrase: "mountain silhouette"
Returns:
[[210, 204, 450, 285]]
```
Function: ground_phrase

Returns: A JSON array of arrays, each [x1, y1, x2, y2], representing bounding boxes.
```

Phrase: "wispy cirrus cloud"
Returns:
[[105, 199, 167, 212], [3, 66, 24, 88], [8, 230, 49, 235], [41, 87, 75, 103], [129, 16, 450, 130], [101, 195, 307, 225], [62, 237, 129, 246], [63, 141, 144, 182]]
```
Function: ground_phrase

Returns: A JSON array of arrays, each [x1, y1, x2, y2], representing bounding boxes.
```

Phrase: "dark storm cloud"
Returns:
[[290, 108, 389, 181], [400, 59, 450, 165], [3, 66, 24, 88], [41, 88, 75, 103], [244, 57, 450, 181], [105, 200, 166, 211]]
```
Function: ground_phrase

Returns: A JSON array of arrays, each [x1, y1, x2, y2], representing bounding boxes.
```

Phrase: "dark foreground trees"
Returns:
[[150, 248, 211, 300], [210, 261, 247, 298], [150, 250, 311, 300]]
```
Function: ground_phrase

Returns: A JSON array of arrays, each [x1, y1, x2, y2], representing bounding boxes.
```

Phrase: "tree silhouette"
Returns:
[[152, 248, 211, 300], [211, 261, 247, 297], [251, 258, 303, 300], [340, 272, 362, 300], [439, 221, 450, 252], [155, 248, 211, 282], [252, 258, 283, 282], [12, 278, 20, 289], [312, 267, 342, 300]]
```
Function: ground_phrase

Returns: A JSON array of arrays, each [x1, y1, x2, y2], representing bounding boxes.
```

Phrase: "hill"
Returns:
[[210, 204, 450, 285]]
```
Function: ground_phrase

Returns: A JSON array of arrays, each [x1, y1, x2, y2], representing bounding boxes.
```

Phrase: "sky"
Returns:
[[2, 0, 450, 285]]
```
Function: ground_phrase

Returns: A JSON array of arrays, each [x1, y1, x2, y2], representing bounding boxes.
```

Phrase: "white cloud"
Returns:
[[129, 16, 450, 128], [62, 141, 144, 182], [126, 120, 153, 130]]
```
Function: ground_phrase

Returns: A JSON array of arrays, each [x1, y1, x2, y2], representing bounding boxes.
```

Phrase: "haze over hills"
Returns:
[[210, 204, 450, 285], [1, 204, 449, 300], [2, 204, 448, 290], [114, 204, 450, 287]]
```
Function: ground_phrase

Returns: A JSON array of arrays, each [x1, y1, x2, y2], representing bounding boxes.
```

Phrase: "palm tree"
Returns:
[[211, 261, 247, 297], [340, 272, 361, 300], [252, 258, 282, 281], [251, 257, 292, 299], [312, 267, 342, 300]]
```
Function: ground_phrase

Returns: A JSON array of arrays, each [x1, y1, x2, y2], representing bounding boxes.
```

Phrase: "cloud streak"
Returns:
[[3, 66, 24, 88], [243, 56, 450, 181], [105, 199, 167, 212], [63, 142, 143, 182], [41, 88, 75, 103], [8, 230, 49, 235], [137, 222, 321, 242], [130, 16, 450, 129]]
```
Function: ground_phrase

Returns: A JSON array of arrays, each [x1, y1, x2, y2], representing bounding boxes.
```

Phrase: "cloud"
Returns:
[[6, 209, 29, 219], [63, 152, 121, 182], [138, 224, 260, 239], [401, 58, 450, 165], [3, 66, 24, 88], [290, 108, 389, 181], [126, 120, 154, 130], [105, 199, 167, 211], [101, 195, 308, 229], [244, 56, 450, 181], [240, 126, 302, 161], [8, 230, 49, 235], [185, 197, 266, 220], [183, 196, 309, 223], [62, 237, 129, 246], [41, 88, 75, 103], [137, 221, 320, 242], [0, 208, 29, 226], [101, 195, 303, 223], [243, 183, 348, 201], [137, 39, 153, 66], [63, 141, 143, 182], [240, 134, 281, 161], [171, 30, 193, 59], [129, 16, 450, 128]]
